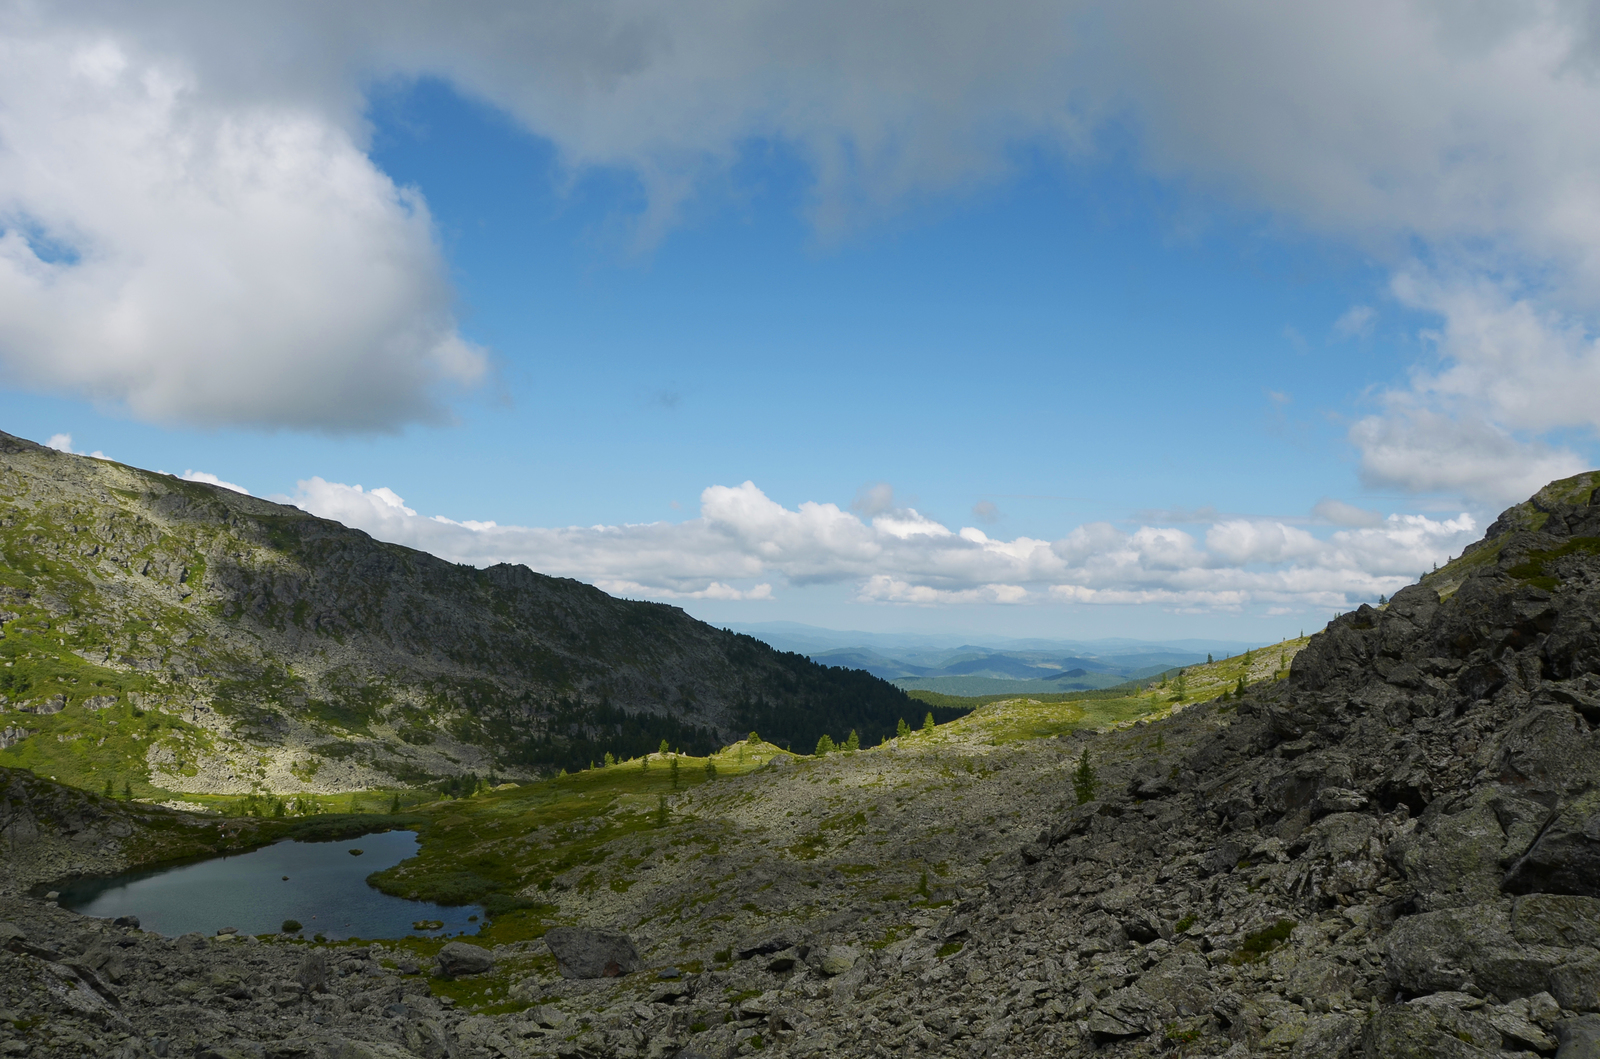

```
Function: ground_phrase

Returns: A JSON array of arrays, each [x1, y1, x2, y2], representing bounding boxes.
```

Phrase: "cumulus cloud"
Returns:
[[0, 23, 483, 431], [1312, 498, 1384, 529], [286, 477, 1476, 611], [1340, 274, 1599, 505], [8, 1, 1600, 477], [180, 470, 249, 495], [44, 432, 105, 459], [1350, 407, 1585, 505]]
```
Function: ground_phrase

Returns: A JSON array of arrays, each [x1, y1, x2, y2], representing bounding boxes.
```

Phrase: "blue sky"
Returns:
[[3, 3, 1597, 641]]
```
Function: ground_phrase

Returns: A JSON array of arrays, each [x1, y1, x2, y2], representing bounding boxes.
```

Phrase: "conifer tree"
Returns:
[[704, 758, 717, 780], [896, 718, 910, 739], [1072, 749, 1099, 804], [922, 712, 936, 734], [815, 733, 835, 756], [845, 729, 860, 751], [670, 755, 681, 789]]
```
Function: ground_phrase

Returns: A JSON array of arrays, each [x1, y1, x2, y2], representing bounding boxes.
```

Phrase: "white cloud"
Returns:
[[1349, 406, 1585, 505], [0, 26, 483, 432], [43, 432, 104, 459], [6, 1, 1600, 486], [1333, 305, 1375, 339], [180, 470, 249, 495], [286, 476, 1478, 611], [1312, 498, 1384, 529]]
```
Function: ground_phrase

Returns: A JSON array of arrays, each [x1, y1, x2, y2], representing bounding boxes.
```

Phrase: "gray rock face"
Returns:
[[435, 941, 494, 977], [542, 927, 640, 979]]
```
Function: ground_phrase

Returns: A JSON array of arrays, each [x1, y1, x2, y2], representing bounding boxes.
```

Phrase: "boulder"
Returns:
[[817, 946, 858, 976], [1289, 1013, 1359, 1059], [1557, 1015, 1600, 1059], [542, 928, 640, 979], [296, 950, 329, 993], [1503, 789, 1600, 898], [1551, 960, 1600, 1013], [436, 942, 495, 978], [1513, 894, 1600, 948], [1362, 1002, 1497, 1059], [1087, 987, 1156, 1040], [735, 931, 798, 960], [1385, 903, 1563, 999]]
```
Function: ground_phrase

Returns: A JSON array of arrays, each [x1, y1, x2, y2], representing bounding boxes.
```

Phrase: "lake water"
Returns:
[[56, 829, 483, 940]]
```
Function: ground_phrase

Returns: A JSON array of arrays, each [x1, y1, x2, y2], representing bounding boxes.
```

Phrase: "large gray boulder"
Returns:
[[1557, 1015, 1600, 1059], [436, 942, 494, 977], [543, 928, 640, 979], [1384, 903, 1566, 999], [1503, 788, 1600, 897], [1512, 894, 1600, 948]]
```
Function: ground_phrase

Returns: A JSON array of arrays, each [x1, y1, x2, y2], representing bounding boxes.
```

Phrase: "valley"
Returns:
[[5, 453, 1600, 1058]]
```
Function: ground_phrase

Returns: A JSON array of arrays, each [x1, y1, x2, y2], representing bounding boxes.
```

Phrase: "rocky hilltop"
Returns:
[[0, 431, 925, 796], [4, 472, 1600, 1058]]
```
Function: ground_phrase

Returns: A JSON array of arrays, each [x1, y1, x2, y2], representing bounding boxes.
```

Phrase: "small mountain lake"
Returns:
[[56, 829, 483, 940]]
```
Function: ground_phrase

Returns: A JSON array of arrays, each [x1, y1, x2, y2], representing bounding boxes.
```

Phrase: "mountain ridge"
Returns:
[[0, 430, 934, 797]]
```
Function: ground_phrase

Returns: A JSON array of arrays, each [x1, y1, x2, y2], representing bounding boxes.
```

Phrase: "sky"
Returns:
[[3, 1, 1600, 643]]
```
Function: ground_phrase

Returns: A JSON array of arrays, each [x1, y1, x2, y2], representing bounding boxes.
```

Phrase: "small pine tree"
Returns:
[[1234, 675, 1247, 698], [704, 758, 717, 780], [1072, 749, 1098, 805], [274, 799, 287, 818], [390, 792, 401, 813], [103, 779, 114, 798], [922, 712, 936, 735], [815, 734, 835, 756], [659, 738, 670, 755], [640, 756, 648, 770], [1173, 671, 1187, 702], [655, 795, 668, 828], [122, 780, 133, 800], [1378, 594, 1388, 605], [604, 752, 615, 766], [845, 729, 860, 752], [670, 756, 681, 789], [1207, 653, 1213, 663], [896, 718, 910, 739], [747, 731, 760, 745]]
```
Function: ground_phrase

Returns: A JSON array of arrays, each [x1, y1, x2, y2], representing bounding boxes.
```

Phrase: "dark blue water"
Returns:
[[57, 830, 482, 940]]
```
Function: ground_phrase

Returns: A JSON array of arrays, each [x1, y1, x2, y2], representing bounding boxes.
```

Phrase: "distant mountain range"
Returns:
[[725, 621, 1267, 698]]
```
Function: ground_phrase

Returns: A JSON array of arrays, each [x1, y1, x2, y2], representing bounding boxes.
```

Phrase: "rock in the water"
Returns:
[[542, 927, 640, 979], [436, 942, 495, 977]]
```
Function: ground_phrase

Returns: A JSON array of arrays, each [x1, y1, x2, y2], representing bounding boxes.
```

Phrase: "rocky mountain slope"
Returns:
[[4, 470, 1600, 1058], [0, 430, 930, 797]]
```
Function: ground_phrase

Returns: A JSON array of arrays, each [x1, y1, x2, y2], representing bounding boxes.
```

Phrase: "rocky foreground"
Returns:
[[7, 472, 1600, 1057]]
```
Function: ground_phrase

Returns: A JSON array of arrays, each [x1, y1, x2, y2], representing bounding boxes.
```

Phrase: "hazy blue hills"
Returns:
[[726, 622, 1267, 698]]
